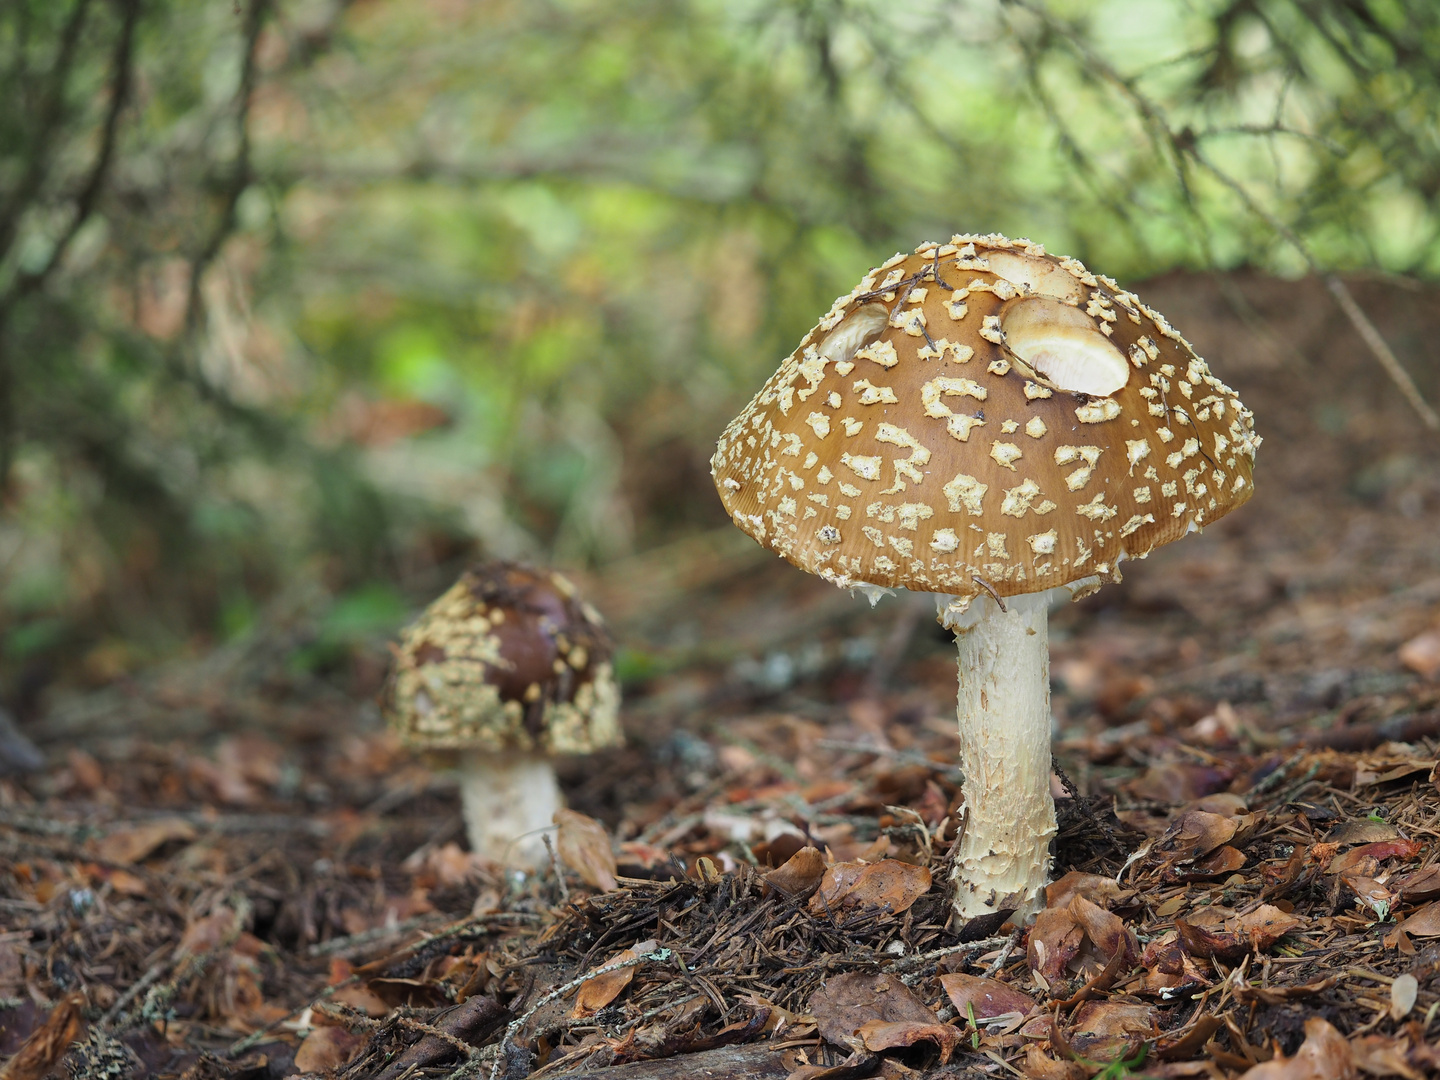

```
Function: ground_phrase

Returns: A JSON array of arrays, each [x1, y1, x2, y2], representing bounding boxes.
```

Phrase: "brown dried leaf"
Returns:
[[855, 1019, 960, 1063], [294, 1027, 367, 1073], [764, 847, 827, 900], [1352, 1035, 1424, 1080], [94, 818, 197, 865], [1154, 1014, 1224, 1060], [1399, 901, 1440, 937], [1237, 1017, 1354, 1080], [1064, 1002, 1157, 1060], [1328, 840, 1422, 876], [571, 940, 656, 1018], [939, 973, 1035, 1020], [1341, 874, 1397, 916], [1149, 810, 1239, 867], [1069, 1001, 1156, 1040], [554, 809, 618, 892], [808, 973, 938, 1053], [1324, 819, 1398, 845], [0, 992, 84, 1080], [807, 859, 931, 916], [1394, 867, 1440, 902], [177, 908, 238, 959], [1175, 904, 1300, 964], [1023, 1044, 1090, 1080], [1028, 906, 1085, 983], [1176, 845, 1247, 880], [1399, 628, 1440, 681], [1068, 895, 1137, 965], [1129, 763, 1233, 803], [1045, 872, 1128, 911]]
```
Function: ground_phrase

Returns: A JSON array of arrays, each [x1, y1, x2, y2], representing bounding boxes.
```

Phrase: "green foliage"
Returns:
[[0, 0, 1437, 691]]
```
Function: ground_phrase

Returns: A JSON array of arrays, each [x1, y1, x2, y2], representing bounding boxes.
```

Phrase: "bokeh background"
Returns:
[[2, 0, 1438, 726]]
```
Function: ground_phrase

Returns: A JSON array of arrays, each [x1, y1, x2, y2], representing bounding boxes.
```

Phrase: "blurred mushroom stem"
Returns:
[[939, 590, 1056, 923], [458, 750, 562, 868]]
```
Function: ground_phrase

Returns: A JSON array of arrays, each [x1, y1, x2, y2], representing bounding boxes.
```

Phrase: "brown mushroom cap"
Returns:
[[711, 235, 1260, 604], [386, 561, 621, 754]]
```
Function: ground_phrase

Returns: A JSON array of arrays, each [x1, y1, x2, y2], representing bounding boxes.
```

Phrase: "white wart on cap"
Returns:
[[710, 234, 1260, 604]]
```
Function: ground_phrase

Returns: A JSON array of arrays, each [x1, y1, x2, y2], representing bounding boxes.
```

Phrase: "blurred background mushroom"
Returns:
[[385, 561, 620, 867]]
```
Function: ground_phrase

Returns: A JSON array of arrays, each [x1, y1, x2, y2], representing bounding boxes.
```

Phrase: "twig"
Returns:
[[98, 956, 171, 1029], [544, 834, 570, 903], [883, 937, 1012, 975], [1325, 276, 1439, 430], [306, 913, 445, 959], [982, 928, 1023, 979], [1002, 0, 1440, 433], [485, 948, 674, 1080], [970, 575, 1007, 613]]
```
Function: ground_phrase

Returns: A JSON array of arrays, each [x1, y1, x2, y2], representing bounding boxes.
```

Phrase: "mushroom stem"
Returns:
[[945, 590, 1056, 923], [457, 750, 562, 868]]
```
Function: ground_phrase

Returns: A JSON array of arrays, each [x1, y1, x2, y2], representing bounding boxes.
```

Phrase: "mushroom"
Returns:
[[711, 234, 1259, 922], [385, 560, 622, 867]]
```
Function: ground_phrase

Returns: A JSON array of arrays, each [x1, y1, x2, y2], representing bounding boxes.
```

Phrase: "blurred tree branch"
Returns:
[[1000, 0, 1440, 430]]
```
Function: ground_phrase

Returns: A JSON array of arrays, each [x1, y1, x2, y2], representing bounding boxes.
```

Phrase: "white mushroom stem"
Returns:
[[458, 750, 562, 868], [940, 590, 1056, 923]]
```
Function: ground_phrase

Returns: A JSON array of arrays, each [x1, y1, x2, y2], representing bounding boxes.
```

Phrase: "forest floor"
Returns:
[[3, 271, 1440, 1080]]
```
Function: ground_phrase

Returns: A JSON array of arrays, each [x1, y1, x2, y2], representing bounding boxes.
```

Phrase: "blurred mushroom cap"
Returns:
[[385, 561, 621, 755]]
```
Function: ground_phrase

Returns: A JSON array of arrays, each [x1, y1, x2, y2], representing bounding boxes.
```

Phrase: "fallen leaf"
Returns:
[[1390, 973, 1418, 1021], [1177, 845, 1246, 880], [1399, 629, 1440, 680], [1328, 839, 1422, 876], [855, 1019, 960, 1063], [294, 1026, 367, 1073], [1341, 874, 1397, 916], [407, 842, 485, 888], [554, 809, 618, 892], [1068, 895, 1137, 966], [808, 973, 939, 1054], [0, 992, 85, 1080], [764, 847, 827, 900], [1128, 762, 1233, 803], [1028, 906, 1085, 983], [1045, 872, 1128, 910], [1064, 1000, 1156, 1061], [1400, 901, 1440, 937], [1394, 867, 1440, 902], [1154, 1014, 1224, 1060], [1175, 904, 1301, 964], [1022, 1044, 1089, 1080], [1323, 819, 1397, 845], [1069, 1001, 1156, 1039], [1351, 1034, 1424, 1080], [939, 974, 1035, 1020], [571, 940, 657, 1018], [1237, 1017, 1353, 1080], [807, 859, 931, 916], [1148, 810, 1238, 869], [95, 818, 197, 865], [177, 908, 238, 959]]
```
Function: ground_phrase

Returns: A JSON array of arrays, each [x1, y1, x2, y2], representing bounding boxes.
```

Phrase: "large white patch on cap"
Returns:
[[1001, 297, 1130, 397]]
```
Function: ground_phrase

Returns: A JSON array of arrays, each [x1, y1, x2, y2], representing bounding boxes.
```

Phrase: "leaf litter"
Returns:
[[3, 291, 1440, 1077]]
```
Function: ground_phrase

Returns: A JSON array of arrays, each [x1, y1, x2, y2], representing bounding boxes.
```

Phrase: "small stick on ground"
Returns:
[[544, 833, 569, 903], [983, 928, 1024, 979]]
